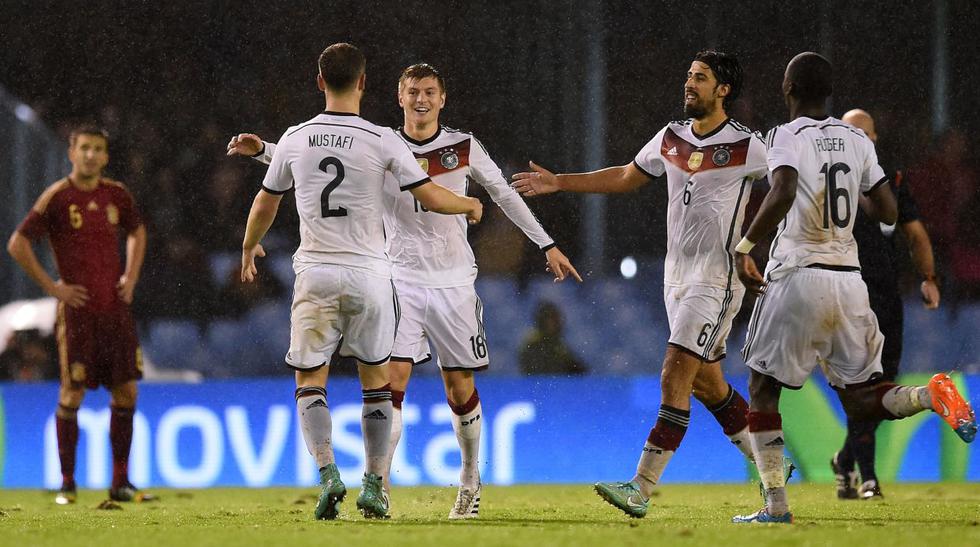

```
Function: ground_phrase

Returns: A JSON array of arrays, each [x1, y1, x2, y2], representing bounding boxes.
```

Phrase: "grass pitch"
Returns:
[[0, 483, 978, 546]]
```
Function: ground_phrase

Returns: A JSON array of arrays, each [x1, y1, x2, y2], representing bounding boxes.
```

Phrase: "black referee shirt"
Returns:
[[854, 168, 920, 288]]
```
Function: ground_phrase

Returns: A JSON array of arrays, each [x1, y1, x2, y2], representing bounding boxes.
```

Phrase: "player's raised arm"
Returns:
[[511, 161, 650, 196], [408, 182, 483, 224], [227, 133, 276, 164]]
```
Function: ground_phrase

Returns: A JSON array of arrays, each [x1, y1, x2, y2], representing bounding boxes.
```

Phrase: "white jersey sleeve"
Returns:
[[382, 129, 431, 190], [747, 132, 769, 180], [256, 141, 276, 165], [260, 131, 293, 194], [633, 127, 668, 178], [765, 125, 802, 173], [469, 137, 554, 249], [860, 138, 888, 194]]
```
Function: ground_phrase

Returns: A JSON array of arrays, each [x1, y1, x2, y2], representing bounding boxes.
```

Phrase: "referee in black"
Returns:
[[830, 109, 941, 499]]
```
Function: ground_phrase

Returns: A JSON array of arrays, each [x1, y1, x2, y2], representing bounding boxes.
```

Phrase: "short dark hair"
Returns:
[[69, 125, 109, 147], [317, 43, 366, 92], [785, 52, 833, 103], [692, 50, 743, 112], [398, 63, 446, 93]]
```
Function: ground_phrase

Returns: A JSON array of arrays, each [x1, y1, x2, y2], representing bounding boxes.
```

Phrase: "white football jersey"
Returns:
[[385, 126, 554, 287], [261, 111, 430, 276], [763, 116, 887, 279], [634, 118, 769, 288]]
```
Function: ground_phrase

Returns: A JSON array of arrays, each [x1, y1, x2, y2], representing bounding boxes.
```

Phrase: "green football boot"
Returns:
[[356, 473, 390, 519], [594, 480, 648, 518], [314, 464, 346, 520]]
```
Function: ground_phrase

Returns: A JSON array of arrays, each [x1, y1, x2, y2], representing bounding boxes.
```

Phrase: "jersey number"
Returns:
[[469, 335, 487, 359], [68, 204, 83, 229], [413, 198, 429, 213], [318, 156, 347, 218], [696, 323, 712, 347], [682, 180, 694, 205], [820, 162, 852, 229]]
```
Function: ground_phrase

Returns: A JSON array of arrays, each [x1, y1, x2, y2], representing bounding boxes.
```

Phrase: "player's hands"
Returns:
[[117, 275, 137, 305], [241, 244, 266, 283], [921, 278, 940, 309], [735, 253, 765, 295], [545, 247, 583, 283], [49, 280, 89, 308], [226, 133, 264, 157], [511, 161, 561, 197], [465, 197, 483, 225]]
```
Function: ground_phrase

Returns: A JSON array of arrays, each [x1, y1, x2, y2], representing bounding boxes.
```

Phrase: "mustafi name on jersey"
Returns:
[[308, 133, 354, 149]]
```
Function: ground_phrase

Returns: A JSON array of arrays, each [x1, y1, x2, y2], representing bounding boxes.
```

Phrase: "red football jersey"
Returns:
[[17, 177, 143, 311]]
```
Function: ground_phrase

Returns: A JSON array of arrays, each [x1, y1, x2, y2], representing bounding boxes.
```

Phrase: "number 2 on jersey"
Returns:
[[318, 156, 347, 218], [820, 162, 851, 229]]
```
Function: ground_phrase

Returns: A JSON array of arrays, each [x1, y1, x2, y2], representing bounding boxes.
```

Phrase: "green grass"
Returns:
[[0, 483, 978, 546]]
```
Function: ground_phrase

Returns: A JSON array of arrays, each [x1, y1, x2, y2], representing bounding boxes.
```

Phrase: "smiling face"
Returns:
[[683, 60, 728, 120], [398, 76, 445, 127]]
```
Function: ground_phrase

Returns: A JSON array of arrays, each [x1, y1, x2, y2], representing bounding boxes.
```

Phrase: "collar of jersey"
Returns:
[[399, 125, 442, 146], [322, 110, 359, 117], [689, 117, 731, 141]]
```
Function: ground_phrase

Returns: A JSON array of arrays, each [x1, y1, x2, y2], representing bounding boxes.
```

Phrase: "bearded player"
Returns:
[[513, 50, 768, 517], [230, 62, 578, 519]]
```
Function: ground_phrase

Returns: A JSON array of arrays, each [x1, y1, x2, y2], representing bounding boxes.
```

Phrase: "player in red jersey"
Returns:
[[7, 126, 150, 504]]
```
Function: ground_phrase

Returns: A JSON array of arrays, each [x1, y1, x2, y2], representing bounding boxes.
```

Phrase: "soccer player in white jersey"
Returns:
[[731, 52, 976, 524], [231, 62, 579, 519], [238, 43, 482, 521], [512, 50, 769, 518]]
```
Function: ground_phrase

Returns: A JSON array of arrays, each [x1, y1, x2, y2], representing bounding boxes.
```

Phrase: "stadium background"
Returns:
[[1, 1, 978, 488]]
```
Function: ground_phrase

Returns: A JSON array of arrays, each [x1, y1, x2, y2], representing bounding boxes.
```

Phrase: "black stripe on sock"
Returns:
[[295, 386, 326, 400]]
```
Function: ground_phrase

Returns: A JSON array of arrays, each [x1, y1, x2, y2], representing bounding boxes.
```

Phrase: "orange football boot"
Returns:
[[928, 373, 977, 443]]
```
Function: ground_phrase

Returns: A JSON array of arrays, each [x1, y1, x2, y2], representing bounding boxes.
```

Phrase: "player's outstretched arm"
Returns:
[[863, 180, 898, 226], [409, 182, 483, 224], [544, 247, 583, 283], [7, 231, 89, 307], [511, 161, 649, 196], [118, 225, 147, 304], [241, 190, 282, 282]]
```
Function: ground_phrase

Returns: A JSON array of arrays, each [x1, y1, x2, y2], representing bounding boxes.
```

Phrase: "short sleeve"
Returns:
[[894, 170, 920, 224], [383, 129, 431, 191], [633, 127, 668, 179], [17, 209, 49, 240], [260, 130, 294, 194], [766, 125, 801, 173], [747, 132, 769, 180], [115, 184, 143, 232], [860, 138, 888, 195]]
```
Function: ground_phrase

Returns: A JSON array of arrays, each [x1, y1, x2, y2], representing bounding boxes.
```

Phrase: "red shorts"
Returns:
[[56, 302, 142, 390]]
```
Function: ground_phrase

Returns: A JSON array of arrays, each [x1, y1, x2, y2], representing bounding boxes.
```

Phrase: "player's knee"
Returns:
[[59, 385, 85, 408], [110, 382, 138, 408]]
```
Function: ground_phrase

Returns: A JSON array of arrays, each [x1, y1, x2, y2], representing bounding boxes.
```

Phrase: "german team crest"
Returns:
[[688, 150, 704, 171], [712, 147, 731, 167], [417, 158, 429, 173], [441, 150, 459, 170]]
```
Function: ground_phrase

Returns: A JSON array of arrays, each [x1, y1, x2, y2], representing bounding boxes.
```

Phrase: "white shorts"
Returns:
[[664, 283, 744, 362], [741, 267, 884, 389], [285, 264, 398, 369], [391, 282, 489, 371]]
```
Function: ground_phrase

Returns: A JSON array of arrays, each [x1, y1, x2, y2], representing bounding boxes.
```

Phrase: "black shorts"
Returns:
[[866, 280, 903, 381]]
